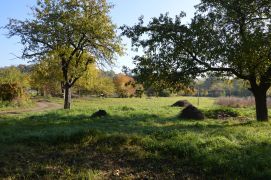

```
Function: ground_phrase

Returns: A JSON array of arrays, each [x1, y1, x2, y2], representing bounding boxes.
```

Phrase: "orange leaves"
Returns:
[[113, 74, 136, 98]]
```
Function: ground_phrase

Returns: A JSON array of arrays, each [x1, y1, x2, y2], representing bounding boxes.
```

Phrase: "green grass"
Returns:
[[0, 96, 271, 179]]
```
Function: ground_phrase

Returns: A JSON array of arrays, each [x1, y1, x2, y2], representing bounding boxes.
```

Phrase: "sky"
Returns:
[[0, 0, 200, 71]]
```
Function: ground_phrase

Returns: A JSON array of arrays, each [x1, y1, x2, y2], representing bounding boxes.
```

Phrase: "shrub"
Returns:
[[113, 74, 136, 98], [0, 83, 19, 101], [215, 97, 271, 108], [120, 106, 135, 111], [205, 108, 239, 119], [135, 85, 144, 98], [158, 89, 171, 97], [0, 66, 30, 104], [0, 101, 11, 108], [0, 83, 29, 102]]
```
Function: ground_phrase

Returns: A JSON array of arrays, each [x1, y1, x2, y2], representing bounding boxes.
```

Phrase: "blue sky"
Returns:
[[0, 0, 200, 70]]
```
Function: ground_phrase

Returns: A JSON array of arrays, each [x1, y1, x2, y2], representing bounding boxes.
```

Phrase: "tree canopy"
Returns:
[[5, 0, 123, 109], [122, 0, 271, 121]]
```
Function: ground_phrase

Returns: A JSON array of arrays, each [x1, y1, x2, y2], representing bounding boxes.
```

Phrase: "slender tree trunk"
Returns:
[[40, 88, 44, 96], [64, 85, 72, 109]]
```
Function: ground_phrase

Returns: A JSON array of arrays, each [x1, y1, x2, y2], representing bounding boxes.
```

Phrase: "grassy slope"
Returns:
[[0, 97, 270, 179]]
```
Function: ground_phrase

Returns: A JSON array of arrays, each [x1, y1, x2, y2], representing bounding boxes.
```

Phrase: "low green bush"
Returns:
[[205, 108, 239, 119], [159, 90, 172, 97], [120, 106, 135, 111]]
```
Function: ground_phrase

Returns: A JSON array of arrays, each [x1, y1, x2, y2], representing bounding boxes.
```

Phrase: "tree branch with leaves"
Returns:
[[6, 0, 123, 109]]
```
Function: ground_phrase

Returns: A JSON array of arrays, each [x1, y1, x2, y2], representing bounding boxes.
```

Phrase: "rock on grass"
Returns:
[[179, 105, 204, 120], [91, 110, 108, 118]]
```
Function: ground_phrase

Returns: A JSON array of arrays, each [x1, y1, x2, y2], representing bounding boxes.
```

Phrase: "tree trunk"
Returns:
[[64, 85, 72, 109], [40, 88, 44, 96], [250, 84, 268, 121]]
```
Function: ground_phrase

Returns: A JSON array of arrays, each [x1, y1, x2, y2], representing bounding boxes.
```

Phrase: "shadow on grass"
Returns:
[[0, 111, 270, 179], [0, 111, 251, 145]]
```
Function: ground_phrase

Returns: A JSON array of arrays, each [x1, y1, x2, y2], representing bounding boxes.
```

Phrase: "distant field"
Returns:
[[0, 97, 271, 179]]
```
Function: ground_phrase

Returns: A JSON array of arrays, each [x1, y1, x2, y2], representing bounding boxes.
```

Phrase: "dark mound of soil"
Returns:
[[171, 100, 191, 107], [179, 105, 204, 120], [91, 110, 108, 118]]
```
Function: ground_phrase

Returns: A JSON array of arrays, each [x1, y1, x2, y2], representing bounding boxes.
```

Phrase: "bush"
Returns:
[[135, 88, 144, 98], [120, 106, 135, 111], [158, 90, 171, 97], [215, 97, 271, 108], [0, 83, 19, 101], [0, 101, 11, 108], [113, 74, 136, 98], [0, 66, 30, 104], [0, 83, 29, 102], [205, 108, 239, 119]]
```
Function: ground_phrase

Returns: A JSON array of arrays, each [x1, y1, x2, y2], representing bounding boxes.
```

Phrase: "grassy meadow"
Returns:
[[0, 96, 271, 179]]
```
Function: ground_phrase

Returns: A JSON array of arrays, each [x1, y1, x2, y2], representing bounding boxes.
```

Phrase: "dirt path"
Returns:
[[0, 100, 62, 115]]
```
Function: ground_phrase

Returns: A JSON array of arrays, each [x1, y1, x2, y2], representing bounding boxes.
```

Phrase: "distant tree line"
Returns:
[[0, 64, 263, 105], [0, 65, 143, 103], [195, 77, 252, 97]]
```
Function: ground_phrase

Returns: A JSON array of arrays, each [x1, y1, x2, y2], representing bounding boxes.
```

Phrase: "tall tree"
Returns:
[[122, 0, 271, 121], [5, 0, 122, 109]]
